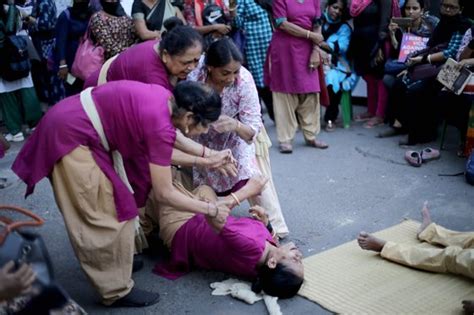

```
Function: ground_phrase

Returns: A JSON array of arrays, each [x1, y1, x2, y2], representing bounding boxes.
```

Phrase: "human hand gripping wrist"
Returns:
[[309, 32, 323, 46]]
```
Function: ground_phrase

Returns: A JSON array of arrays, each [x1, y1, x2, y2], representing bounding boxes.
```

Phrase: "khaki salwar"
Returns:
[[272, 92, 320, 143], [51, 146, 135, 305], [381, 223, 474, 279], [251, 127, 289, 237], [141, 173, 208, 248]]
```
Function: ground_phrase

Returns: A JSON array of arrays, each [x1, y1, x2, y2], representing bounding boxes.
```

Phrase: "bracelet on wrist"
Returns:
[[306, 30, 310, 39], [230, 192, 241, 206], [427, 54, 432, 64], [201, 145, 206, 157]]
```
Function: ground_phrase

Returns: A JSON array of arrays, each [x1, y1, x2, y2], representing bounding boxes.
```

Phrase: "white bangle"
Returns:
[[306, 30, 310, 39], [427, 54, 432, 64]]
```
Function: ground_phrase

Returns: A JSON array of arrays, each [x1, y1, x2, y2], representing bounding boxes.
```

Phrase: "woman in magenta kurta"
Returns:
[[84, 24, 203, 89], [153, 177, 304, 299], [11, 80, 232, 307], [265, 0, 329, 153]]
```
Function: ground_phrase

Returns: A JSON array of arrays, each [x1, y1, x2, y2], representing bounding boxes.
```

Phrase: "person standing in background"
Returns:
[[265, 0, 329, 154], [55, 0, 92, 97]]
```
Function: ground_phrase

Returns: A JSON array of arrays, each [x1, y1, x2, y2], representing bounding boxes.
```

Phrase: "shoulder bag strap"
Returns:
[[80, 88, 134, 193], [98, 54, 119, 85]]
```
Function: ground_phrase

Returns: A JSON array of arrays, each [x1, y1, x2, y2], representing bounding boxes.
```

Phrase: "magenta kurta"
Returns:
[[84, 40, 173, 91], [264, 0, 321, 94], [154, 215, 275, 280], [12, 81, 176, 221]]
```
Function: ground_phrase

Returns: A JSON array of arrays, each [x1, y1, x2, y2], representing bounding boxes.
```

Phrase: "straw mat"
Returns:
[[298, 220, 474, 314]]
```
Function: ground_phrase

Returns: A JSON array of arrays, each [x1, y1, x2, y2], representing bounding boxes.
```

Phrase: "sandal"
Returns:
[[354, 112, 374, 122], [306, 139, 329, 149], [279, 142, 293, 154], [405, 150, 422, 167], [420, 147, 440, 162], [363, 116, 384, 129]]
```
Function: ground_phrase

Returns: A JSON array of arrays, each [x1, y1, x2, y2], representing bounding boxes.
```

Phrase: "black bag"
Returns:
[[1, 35, 31, 81], [0, 205, 54, 287], [407, 62, 443, 82]]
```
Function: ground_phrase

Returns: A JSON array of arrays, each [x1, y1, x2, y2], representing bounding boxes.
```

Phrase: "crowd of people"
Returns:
[[0, 0, 473, 312]]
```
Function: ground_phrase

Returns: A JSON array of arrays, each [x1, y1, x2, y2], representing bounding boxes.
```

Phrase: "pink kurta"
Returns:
[[12, 81, 176, 221], [264, 0, 321, 94], [154, 215, 275, 280], [84, 40, 173, 91], [188, 61, 262, 193]]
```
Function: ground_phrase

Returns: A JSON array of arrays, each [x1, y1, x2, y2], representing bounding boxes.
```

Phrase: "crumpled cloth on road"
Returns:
[[210, 278, 282, 315]]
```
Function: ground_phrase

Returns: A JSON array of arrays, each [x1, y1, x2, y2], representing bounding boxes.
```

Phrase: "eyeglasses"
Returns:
[[441, 3, 460, 11]]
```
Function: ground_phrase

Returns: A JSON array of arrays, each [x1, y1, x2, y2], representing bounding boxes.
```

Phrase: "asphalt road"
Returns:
[[1, 105, 472, 314]]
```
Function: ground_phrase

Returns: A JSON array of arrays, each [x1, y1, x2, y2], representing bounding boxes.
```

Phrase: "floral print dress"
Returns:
[[89, 11, 137, 60], [188, 60, 263, 193]]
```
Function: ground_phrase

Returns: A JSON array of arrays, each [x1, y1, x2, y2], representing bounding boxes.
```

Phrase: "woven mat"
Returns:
[[298, 220, 474, 314]]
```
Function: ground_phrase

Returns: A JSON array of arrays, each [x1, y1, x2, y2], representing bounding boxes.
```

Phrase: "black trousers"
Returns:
[[323, 87, 342, 123], [257, 86, 274, 121]]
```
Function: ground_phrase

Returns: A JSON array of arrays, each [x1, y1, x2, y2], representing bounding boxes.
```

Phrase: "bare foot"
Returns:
[[417, 201, 432, 237], [462, 300, 474, 314], [357, 232, 386, 252]]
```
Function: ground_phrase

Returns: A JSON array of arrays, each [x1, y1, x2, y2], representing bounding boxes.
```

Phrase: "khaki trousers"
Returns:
[[381, 223, 474, 279], [251, 127, 289, 237], [273, 92, 320, 143], [51, 146, 134, 305]]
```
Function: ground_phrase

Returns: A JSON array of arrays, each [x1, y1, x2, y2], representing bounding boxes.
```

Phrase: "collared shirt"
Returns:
[[188, 59, 262, 193]]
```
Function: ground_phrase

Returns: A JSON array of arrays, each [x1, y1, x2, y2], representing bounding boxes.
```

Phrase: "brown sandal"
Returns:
[[279, 142, 293, 154], [306, 139, 329, 149]]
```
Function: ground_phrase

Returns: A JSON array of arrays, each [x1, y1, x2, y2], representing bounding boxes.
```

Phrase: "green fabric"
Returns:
[[0, 88, 41, 134]]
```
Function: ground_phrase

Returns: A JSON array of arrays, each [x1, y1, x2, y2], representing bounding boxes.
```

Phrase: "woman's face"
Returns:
[[187, 121, 210, 137], [276, 242, 304, 278], [163, 43, 203, 80], [207, 59, 241, 88], [174, 111, 210, 137], [404, 0, 423, 20], [439, 0, 461, 17], [327, 0, 344, 21]]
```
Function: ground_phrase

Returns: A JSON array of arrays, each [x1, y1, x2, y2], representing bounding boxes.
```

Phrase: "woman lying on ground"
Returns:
[[188, 38, 289, 237], [152, 174, 304, 298], [12, 81, 232, 307]]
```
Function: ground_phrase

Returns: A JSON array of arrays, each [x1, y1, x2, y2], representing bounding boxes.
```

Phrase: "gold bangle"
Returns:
[[230, 192, 241, 206]]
